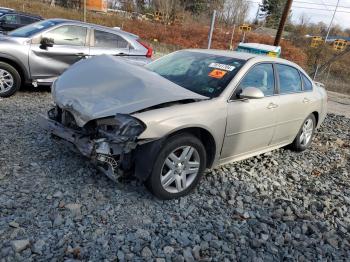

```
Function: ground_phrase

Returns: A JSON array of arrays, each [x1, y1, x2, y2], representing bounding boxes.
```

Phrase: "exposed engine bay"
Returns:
[[39, 106, 146, 181]]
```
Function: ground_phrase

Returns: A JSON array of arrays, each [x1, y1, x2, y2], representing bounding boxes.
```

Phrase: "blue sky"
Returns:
[[247, 0, 350, 29]]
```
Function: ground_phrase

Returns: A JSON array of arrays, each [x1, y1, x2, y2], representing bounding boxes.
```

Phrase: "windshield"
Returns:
[[145, 51, 245, 98], [8, 20, 61, 37]]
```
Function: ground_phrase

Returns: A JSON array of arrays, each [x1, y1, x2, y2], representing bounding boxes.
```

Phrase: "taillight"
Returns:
[[137, 40, 153, 58]]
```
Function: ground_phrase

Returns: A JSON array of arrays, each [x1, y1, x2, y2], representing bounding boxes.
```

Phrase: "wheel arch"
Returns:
[[166, 127, 216, 169], [0, 54, 30, 83], [134, 126, 217, 181]]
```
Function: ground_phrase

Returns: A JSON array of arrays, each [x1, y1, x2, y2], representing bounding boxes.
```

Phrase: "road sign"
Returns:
[[239, 24, 251, 32]]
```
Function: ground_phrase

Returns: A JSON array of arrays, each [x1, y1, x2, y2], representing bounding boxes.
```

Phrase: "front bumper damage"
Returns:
[[38, 107, 145, 182]]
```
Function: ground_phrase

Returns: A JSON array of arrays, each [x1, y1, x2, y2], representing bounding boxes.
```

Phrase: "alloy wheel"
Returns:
[[0, 69, 14, 94], [300, 119, 313, 146], [160, 146, 200, 193]]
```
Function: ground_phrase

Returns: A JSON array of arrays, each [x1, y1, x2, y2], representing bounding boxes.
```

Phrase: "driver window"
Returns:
[[43, 25, 87, 46], [238, 63, 275, 96]]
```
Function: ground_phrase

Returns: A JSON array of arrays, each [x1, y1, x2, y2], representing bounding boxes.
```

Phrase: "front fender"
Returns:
[[134, 138, 166, 181]]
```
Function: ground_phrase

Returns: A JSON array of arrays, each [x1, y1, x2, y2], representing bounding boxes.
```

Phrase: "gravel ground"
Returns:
[[0, 89, 349, 261]]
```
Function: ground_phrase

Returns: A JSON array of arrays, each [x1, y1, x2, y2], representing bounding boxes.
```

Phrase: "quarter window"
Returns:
[[43, 25, 87, 46], [301, 73, 313, 91], [238, 63, 275, 96], [276, 64, 302, 94], [94, 30, 129, 49]]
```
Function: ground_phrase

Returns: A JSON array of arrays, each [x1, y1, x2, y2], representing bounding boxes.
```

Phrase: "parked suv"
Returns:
[[0, 18, 153, 97], [0, 8, 42, 32]]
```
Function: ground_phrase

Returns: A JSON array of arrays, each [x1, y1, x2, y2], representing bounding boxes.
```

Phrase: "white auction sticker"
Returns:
[[209, 63, 236, 71]]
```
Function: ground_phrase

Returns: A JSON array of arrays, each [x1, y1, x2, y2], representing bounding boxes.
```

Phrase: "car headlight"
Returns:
[[96, 114, 146, 139]]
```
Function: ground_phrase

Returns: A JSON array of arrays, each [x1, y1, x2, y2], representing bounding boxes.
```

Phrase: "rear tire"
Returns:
[[146, 133, 207, 200], [289, 114, 316, 152], [0, 62, 21, 97]]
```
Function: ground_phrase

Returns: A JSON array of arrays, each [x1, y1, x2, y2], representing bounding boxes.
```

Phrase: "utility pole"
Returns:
[[84, 0, 87, 22], [325, 0, 340, 43], [207, 10, 216, 49], [314, 0, 340, 80], [274, 0, 293, 46]]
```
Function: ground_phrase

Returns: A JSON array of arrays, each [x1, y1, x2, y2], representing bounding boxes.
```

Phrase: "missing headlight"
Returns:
[[96, 114, 146, 140]]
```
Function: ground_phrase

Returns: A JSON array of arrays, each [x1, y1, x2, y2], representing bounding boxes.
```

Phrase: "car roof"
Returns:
[[46, 18, 138, 38], [183, 48, 300, 68]]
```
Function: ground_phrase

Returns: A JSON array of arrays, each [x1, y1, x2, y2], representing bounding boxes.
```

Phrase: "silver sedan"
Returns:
[[39, 50, 328, 199]]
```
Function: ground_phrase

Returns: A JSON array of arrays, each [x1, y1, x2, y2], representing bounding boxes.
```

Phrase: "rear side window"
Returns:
[[94, 30, 129, 49], [44, 25, 87, 46], [276, 64, 302, 94], [301, 73, 313, 91], [20, 16, 39, 24], [238, 63, 275, 96]]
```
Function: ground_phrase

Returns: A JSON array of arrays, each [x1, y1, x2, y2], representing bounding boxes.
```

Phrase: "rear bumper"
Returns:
[[38, 114, 122, 181]]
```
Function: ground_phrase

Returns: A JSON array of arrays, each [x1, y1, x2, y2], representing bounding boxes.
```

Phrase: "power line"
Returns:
[[248, 0, 350, 9], [294, 0, 350, 9], [320, 0, 339, 24], [291, 5, 350, 13]]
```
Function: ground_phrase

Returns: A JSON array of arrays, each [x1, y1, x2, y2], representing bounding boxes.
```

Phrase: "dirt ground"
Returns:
[[327, 91, 350, 118]]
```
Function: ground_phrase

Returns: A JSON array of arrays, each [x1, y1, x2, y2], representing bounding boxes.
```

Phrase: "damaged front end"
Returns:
[[38, 106, 146, 181]]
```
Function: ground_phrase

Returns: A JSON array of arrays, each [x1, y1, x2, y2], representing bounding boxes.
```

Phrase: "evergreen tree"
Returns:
[[261, 0, 287, 29]]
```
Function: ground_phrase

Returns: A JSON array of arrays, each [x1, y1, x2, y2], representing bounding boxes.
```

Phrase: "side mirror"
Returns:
[[40, 37, 54, 49], [239, 87, 264, 99]]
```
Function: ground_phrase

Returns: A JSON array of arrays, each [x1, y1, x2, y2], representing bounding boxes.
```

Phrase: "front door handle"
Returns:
[[267, 103, 278, 109], [303, 98, 310, 103]]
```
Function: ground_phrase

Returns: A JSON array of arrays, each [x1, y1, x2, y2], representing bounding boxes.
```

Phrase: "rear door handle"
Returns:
[[303, 98, 310, 103], [267, 103, 278, 109]]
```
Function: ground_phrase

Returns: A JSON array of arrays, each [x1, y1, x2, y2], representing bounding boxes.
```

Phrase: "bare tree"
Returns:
[[299, 13, 310, 27], [217, 0, 249, 25]]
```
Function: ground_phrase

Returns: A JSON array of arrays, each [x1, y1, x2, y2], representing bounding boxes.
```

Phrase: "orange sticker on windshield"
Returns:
[[208, 69, 227, 79]]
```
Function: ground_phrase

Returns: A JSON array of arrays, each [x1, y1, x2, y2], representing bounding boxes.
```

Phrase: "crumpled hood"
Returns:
[[53, 55, 207, 126]]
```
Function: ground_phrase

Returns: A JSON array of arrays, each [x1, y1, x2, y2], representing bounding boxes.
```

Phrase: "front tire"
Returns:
[[146, 133, 207, 200], [289, 114, 316, 152], [0, 62, 21, 97]]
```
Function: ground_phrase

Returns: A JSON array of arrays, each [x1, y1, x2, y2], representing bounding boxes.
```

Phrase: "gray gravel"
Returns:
[[1, 89, 350, 261]]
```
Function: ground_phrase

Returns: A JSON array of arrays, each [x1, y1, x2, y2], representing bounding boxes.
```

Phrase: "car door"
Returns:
[[221, 63, 279, 160], [0, 14, 20, 31], [29, 24, 90, 80], [271, 64, 310, 145], [90, 29, 130, 56]]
